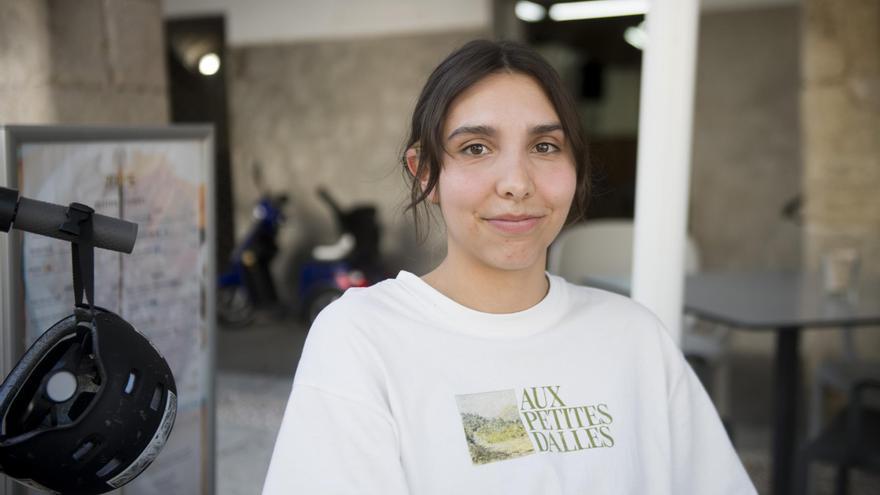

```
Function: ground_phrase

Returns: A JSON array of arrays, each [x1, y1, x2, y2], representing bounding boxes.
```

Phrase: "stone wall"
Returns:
[[801, 0, 880, 275], [801, 0, 880, 366], [0, 0, 168, 125], [227, 30, 488, 285], [690, 6, 802, 272]]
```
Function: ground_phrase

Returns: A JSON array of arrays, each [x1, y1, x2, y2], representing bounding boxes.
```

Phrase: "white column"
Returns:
[[631, 0, 700, 344]]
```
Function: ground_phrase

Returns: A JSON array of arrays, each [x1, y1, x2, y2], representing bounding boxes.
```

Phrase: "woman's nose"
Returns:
[[495, 150, 534, 200]]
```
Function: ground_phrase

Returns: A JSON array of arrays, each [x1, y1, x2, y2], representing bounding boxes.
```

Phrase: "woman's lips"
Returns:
[[484, 216, 543, 234]]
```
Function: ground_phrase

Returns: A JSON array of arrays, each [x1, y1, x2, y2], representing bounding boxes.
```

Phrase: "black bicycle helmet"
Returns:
[[0, 306, 177, 494]]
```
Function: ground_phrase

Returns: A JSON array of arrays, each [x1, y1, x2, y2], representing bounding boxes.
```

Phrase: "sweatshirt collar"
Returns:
[[395, 270, 569, 339]]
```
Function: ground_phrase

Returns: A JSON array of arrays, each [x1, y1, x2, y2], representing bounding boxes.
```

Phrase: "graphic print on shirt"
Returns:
[[455, 386, 615, 465], [455, 389, 535, 464]]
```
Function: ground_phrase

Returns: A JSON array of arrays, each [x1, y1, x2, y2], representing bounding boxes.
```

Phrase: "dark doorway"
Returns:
[[165, 16, 235, 270], [518, 5, 645, 220]]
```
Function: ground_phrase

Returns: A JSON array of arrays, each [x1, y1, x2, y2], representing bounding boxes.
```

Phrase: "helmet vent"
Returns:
[[72, 436, 101, 462], [96, 457, 121, 478], [149, 384, 164, 411], [123, 370, 139, 395], [67, 392, 96, 421]]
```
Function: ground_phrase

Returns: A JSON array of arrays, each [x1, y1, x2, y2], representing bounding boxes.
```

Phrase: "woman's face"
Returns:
[[435, 72, 576, 274]]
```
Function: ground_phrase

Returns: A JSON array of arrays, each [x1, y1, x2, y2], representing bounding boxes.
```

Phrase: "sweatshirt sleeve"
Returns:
[[667, 363, 757, 494], [262, 294, 409, 494]]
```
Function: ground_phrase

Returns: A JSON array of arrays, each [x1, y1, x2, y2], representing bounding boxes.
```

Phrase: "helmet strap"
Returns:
[[60, 203, 97, 322]]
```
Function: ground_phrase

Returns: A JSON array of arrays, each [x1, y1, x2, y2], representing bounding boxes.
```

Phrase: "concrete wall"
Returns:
[[690, 6, 802, 273], [0, 0, 168, 125], [0, 0, 55, 122], [688, 7, 803, 355], [165, 0, 494, 285], [227, 30, 489, 283]]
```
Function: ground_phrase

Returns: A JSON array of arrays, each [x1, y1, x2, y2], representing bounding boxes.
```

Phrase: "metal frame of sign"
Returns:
[[0, 125, 216, 495]]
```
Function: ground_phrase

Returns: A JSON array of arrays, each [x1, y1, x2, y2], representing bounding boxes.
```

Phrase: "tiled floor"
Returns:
[[215, 316, 880, 495], [216, 319, 304, 495], [216, 371, 292, 495]]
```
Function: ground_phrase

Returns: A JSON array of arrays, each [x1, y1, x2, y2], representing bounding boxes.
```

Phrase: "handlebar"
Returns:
[[316, 187, 343, 218], [0, 187, 138, 254]]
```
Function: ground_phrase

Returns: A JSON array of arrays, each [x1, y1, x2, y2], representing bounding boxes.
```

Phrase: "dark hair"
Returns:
[[401, 39, 591, 240]]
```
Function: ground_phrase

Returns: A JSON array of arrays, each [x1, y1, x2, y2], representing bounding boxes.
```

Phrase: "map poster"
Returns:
[[1, 127, 215, 495]]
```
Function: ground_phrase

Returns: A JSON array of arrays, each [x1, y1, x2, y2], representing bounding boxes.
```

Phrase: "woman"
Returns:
[[262, 40, 756, 494]]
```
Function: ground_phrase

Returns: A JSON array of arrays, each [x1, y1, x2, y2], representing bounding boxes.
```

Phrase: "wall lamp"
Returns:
[[515, 0, 650, 22], [198, 53, 221, 76]]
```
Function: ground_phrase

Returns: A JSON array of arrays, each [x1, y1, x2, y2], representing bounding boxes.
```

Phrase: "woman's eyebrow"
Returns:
[[530, 123, 564, 135], [446, 122, 564, 141], [447, 124, 495, 141]]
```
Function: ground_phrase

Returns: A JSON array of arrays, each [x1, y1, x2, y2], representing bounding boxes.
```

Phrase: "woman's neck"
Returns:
[[421, 255, 550, 314]]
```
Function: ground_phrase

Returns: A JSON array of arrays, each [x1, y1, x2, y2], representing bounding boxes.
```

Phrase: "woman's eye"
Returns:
[[464, 144, 488, 156], [534, 142, 559, 153]]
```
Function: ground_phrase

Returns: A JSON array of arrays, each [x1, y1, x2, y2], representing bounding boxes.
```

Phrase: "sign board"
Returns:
[[0, 125, 216, 495]]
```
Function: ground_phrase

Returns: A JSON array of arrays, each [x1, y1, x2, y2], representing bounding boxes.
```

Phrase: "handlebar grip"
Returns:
[[13, 197, 138, 253]]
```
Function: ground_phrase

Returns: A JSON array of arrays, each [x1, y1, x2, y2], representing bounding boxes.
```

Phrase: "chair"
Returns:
[[809, 329, 880, 439], [547, 219, 731, 415], [796, 379, 880, 495], [547, 218, 701, 279], [806, 328, 880, 494]]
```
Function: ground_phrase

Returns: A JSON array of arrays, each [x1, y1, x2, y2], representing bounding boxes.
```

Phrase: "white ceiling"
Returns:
[[163, 0, 493, 45]]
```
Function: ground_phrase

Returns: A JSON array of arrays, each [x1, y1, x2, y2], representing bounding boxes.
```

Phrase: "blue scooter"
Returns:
[[217, 164, 287, 326], [217, 165, 385, 326]]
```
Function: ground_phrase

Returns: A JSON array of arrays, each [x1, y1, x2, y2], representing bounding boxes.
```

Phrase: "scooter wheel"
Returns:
[[306, 288, 343, 326], [218, 286, 255, 327]]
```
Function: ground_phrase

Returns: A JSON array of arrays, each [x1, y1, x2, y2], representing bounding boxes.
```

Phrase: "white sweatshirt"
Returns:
[[262, 271, 756, 494]]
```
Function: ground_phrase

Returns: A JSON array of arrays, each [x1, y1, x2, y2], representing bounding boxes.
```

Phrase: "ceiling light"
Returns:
[[549, 0, 649, 21], [198, 53, 220, 76], [624, 21, 647, 50], [515, 1, 547, 22]]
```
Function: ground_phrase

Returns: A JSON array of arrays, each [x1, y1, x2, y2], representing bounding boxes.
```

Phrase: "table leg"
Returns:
[[771, 327, 800, 495]]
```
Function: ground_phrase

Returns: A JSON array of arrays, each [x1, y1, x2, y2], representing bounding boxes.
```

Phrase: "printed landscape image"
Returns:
[[455, 389, 535, 465]]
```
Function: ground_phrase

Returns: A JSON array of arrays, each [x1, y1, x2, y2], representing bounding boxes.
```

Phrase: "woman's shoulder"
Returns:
[[306, 275, 421, 343], [554, 276, 680, 352], [313, 276, 408, 323], [554, 276, 663, 325], [294, 279, 407, 395], [556, 277, 688, 388]]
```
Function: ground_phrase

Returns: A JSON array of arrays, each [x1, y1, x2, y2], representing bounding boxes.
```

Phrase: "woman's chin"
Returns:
[[480, 251, 547, 273]]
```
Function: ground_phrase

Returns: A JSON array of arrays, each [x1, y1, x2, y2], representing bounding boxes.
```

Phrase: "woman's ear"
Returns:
[[405, 147, 438, 203], [405, 147, 421, 180]]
